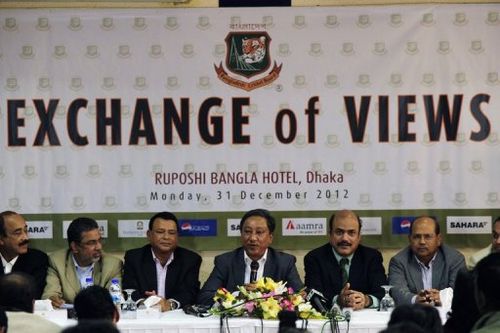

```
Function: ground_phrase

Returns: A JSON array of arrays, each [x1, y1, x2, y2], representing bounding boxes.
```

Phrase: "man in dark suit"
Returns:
[[122, 211, 202, 311], [304, 210, 387, 310], [197, 208, 303, 306], [0, 211, 48, 299], [388, 216, 465, 306]]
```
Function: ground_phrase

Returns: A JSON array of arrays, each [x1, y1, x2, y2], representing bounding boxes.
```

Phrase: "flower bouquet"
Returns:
[[212, 277, 325, 320]]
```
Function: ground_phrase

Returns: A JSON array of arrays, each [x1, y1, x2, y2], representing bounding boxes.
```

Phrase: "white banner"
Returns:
[[1, 5, 500, 213]]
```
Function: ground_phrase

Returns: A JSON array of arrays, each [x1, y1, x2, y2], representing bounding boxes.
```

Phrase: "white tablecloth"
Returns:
[[41, 308, 397, 333]]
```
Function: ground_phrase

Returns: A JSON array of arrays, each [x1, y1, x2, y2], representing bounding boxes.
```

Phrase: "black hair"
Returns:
[[67, 217, 99, 247], [327, 211, 362, 234], [387, 303, 442, 333], [474, 252, 500, 313], [74, 285, 116, 321], [239, 209, 275, 233], [443, 268, 480, 333], [0, 272, 36, 313], [61, 320, 119, 333], [148, 211, 178, 231], [0, 211, 19, 237]]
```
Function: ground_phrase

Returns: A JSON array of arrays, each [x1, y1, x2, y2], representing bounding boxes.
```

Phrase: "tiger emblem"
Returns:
[[240, 36, 266, 64]]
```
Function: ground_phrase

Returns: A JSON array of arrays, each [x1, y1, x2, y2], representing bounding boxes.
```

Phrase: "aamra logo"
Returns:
[[214, 31, 282, 91]]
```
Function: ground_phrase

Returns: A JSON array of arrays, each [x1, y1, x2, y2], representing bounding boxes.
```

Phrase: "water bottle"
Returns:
[[109, 278, 123, 306]]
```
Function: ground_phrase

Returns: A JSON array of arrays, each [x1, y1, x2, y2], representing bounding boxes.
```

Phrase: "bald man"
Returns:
[[388, 216, 465, 306]]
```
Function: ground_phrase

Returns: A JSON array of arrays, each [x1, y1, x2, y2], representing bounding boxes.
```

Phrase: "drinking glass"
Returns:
[[121, 289, 138, 319], [379, 285, 395, 311]]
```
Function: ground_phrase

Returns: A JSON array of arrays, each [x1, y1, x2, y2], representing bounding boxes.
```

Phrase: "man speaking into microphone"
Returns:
[[198, 209, 303, 305], [304, 210, 387, 310]]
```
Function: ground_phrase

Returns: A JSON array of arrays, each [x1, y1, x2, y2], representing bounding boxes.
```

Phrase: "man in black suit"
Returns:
[[0, 211, 48, 299], [122, 211, 202, 311], [197, 208, 303, 306], [304, 210, 386, 310]]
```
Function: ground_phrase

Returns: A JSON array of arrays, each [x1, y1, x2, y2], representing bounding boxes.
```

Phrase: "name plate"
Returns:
[[35, 309, 68, 320], [136, 307, 161, 319]]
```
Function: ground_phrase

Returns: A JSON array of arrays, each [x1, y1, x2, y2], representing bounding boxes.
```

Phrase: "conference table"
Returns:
[[41, 308, 403, 333]]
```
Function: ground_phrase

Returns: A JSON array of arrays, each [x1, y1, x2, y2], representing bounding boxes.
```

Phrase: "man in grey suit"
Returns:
[[197, 208, 303, 306], [388, 216, 465, 306]]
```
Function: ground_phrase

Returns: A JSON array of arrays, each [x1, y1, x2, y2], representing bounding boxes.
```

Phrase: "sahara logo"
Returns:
[[214, 31, 282, 91]]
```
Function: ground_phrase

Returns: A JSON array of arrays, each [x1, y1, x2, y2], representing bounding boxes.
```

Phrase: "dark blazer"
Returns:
[[304, 243, 387, 306], [122, 245, 202, 307], [197, 247, 303, 306], [388, 244, 466, 305], [0, 248, 48, 299]]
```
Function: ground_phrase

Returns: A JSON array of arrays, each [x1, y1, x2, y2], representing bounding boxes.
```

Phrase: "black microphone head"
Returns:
[[278, 310, 297, 328], [305, 288, 328, 314]]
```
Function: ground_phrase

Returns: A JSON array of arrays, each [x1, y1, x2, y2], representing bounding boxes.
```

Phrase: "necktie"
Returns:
[[250, 261, 259, 282], [340, 258, 349, 286]]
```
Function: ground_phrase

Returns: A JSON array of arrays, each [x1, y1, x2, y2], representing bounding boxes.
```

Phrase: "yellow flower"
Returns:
[[260, 297, 281, 319], [290, 294, 304, 306], [255, 277, 267, 290], [264, 277, 278, 291]]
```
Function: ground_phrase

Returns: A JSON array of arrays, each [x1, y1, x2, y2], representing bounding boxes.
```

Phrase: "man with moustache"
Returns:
[[42, 217, 122, 307], [388, 216, 466, 306], [0, 210, 48, 299], [304, 210, 387, 310], [468, 216, 500, 269], [122, 212, 202, 311], [197, 208, 303, 306]]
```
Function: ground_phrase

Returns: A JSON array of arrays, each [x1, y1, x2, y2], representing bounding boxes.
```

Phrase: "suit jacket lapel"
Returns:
[[143, 246, 158, 292], [232, 248, 246, 287], [65, 251, 82, 295], [93, 258, 103, 285], [432, 249, 445, 288], [409, 255, 424, 291], [326, 246, 341, 286], [263, 248, 275, 278], [164, 249, 180, 295]]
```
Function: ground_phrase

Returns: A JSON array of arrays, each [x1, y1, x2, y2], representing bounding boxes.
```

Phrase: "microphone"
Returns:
[[278, 310, 297, 331], [250, 261, 259, 283], [305, 288, 329, 315]]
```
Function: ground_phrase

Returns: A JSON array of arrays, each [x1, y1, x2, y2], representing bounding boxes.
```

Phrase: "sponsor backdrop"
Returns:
[[1, 5, 499, 251]]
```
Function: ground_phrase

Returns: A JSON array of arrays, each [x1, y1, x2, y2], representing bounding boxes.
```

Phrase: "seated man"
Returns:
[[304, 210, 386, 310], [122, 212, 202, 311], [0, 210, 49, 299], [74, 285, 119, 323], [0, 272, 61, 333], [197, 208, 303, 306], [388, 216, 465, 306], [42, 217, 122, 307], [468, 216, 500, 269], [472, 252, 500, 332]]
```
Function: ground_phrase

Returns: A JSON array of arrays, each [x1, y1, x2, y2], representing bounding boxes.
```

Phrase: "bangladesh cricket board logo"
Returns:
[[214, 31, 282, 91]]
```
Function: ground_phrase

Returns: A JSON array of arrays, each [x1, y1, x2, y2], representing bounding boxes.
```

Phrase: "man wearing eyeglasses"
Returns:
[[122, 212, 202, 311], [0, 211, 48, 299], [197, 208, 303, 306], [42, 217, 122, 308], [388, 216, 466, 306]]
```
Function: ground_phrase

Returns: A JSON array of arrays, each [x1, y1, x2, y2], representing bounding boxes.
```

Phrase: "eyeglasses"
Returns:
[[79, 238, 105, 247]]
